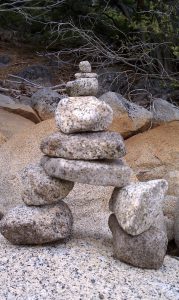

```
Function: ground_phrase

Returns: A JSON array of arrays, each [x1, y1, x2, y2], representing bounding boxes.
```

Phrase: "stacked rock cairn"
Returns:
[[0, 61, 169, 270]]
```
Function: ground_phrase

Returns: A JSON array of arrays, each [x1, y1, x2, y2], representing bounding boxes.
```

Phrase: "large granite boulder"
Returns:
[[152, 98, 179, 125]]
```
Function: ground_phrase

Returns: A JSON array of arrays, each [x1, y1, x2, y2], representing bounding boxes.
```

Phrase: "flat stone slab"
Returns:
[[109, 180, 168, 235], [21, 164, 74, 206], [0, 202, 73, 245], [55, 96, 113, 134], [109, 214, 168, 270], [75, 73, 97, 79], [40, 131, 126, 160], [66, 78, 98, 96], [41, 156, 132, 187]]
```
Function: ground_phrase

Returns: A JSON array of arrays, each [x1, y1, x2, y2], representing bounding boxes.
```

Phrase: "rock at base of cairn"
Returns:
[[40, 131, 126, 160], [109, 214, 168, 270], [0, 202, 73, 245], [21, 164, 74, 206], [41, 156, 132, 187], [109, 180, 168, 236], [55, 96, 113, 134]]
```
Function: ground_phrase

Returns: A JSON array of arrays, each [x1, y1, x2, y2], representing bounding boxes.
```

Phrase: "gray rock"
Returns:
[[55, 96, 113, 134], [79, 61, 91, 73], [162, 195, 178, 220], [99, 92, 152, 138], [174, 197, 179, 248], [0, 93, 15, 105], [75, 73, 97, 79], [32, 88, 63, 120], [0, 202, 73, 245], [165, 216, 174, 241], [21, 164, 74, 206], [164, 170, 179, 197], [109, 180, 168, 235], [109, 214, 168, 270], [66, 78, 98, 96], [41, 156, 132, 187], [16, 64, 52, 85], [0, 211, 3, 220], [152, 98, 179, 125], [40, 131, 126, 160]]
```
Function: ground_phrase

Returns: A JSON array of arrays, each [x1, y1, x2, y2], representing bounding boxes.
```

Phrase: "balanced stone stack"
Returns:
[[0, 61, 170, 270]]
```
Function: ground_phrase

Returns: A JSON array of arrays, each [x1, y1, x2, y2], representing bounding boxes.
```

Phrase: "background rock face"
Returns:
[[21, 164, 74, 206], [109, 214, 168, 270], [110, 180, 168, 236], [41, 156, 132, 187], [40, 131, 126, 160], [0, 202, 73, 245], [99, 92, 152, 138], [31, 88, 63, 120], [55, 96, 113, 134]]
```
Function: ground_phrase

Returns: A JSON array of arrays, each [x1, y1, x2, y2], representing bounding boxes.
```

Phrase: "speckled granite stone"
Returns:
[[41, 156, 131, 187], [0, 202, 73, 245], [66, 78, 98, 96], [0, 183, 178, 299], [109, 180, 168, 236], [174, 198, 179, 249], [40, 131, 126, 160], [79, 60, 91, 73], [109, 214, 168, 270], [21, 164, 74, 206], [75, 72, 97, 79], [55, 96, 113, 134]]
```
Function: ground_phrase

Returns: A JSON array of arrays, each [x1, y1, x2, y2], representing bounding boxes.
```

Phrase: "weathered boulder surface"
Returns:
[[66, 78, 98, 96], [31, 88, 63, 120], [99, 92, 152, 138], [164, 171, 179, 197], [109, 214, 168, 270], [125, 122, 179, 181], [0, 202, 73, 245], [21, 164, 74, 206], [152, 98, 179, 125], [109, 180, 168, 235], [163, 195, 178, 220], [55, 96, 113, 134], [0, 109, 35, 139], [0, 93, 15, 105], [40, 131, 126, 160], [41, 156, 132, 187], [174, 198, 179, 248]]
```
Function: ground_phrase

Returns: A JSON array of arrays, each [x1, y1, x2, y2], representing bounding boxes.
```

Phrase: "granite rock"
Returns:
[[41, 156, 132, 187], [165, 216, 174, 241], [21, 164, 74, 206], [75, 73, 97, 79], [162, 195, 178, 220], [66, 78, 98, 96], [0, 202, 73, 245], [109, 214, 168, 270], [79, 61, 91, 73], [40, 131, 126, 160], [152, 98, 179, 125], [55, 96, 113, 134], [109, 180, 168, 235]]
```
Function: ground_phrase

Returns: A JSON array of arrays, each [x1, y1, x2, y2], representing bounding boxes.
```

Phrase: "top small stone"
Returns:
[[79, 61, 91, 73]]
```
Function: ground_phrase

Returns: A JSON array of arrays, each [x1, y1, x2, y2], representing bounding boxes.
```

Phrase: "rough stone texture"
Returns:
[[109, 180, 168, 236], [174, 198, 179, 248], [0, 118, 56, 213], [0, 102, 41, 123], [0, 93, 15, 105], [152, 98, 179, 125], [41, 156, 132, 187], [40, 131, 126, 160], [0, 202, 73, 245], [109, 214, 168, 270], [66, 78, 98, 97], [55, 96, 113, 134], [99, 92, 152, 138], [79, 60, 91, 73], [0, 211, 3, 220], [0, 109, 35, 139], [164, 171, 179, 197], [0, 183, 178, 298], [75, 72, 97, 79], [0, 132, 6, 147], [125, 121, 179, 181], [31, 88, 63, 120], [165, 216, 174, 241], [21, 164, 74, 206], [163, 195, 178, 220]]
